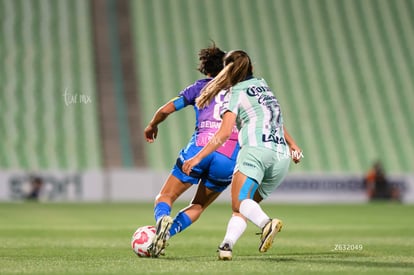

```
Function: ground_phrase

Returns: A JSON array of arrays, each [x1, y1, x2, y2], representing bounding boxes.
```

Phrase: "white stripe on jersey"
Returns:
[[240, 92, 257, 147]]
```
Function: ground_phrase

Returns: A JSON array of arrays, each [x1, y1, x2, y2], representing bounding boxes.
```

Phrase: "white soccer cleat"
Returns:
[[259, 218, 283, 253], [217, 243, 233, 261], [150, 215, 173, 257]]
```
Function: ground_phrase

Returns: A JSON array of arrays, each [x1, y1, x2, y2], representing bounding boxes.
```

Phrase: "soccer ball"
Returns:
[[131, 225, 156, 257]]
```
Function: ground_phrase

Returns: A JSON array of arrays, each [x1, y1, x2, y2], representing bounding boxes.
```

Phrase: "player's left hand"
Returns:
[[290, 144, 303, 164]]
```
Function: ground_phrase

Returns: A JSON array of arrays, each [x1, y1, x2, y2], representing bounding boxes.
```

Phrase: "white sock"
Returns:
[[240, 199, 270, 229], [221, 215, 247, 248]]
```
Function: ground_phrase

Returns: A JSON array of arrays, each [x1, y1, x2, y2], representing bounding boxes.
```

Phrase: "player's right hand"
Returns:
[[144, 125, 158, 143]]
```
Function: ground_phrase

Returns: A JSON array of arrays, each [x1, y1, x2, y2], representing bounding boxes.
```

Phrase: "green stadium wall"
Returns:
[[0, 0, 101, 170], [0, 0, 413, 174], [132, 0, 414, 173]]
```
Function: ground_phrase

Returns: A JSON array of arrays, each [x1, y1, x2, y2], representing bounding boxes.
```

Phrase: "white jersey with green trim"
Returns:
[[222, 77, 288, 154]]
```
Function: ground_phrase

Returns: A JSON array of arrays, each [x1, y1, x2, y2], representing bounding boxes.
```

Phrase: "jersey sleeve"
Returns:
[[220, 88, 239, 117], [178, 82, 200, 106], [170, 96, 186, 111], [170, 81, 202, 111]]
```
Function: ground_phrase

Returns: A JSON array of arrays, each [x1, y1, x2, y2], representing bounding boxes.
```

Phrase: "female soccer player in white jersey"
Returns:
[[144, 44, 240, 257], [183, 50, 302, 260]]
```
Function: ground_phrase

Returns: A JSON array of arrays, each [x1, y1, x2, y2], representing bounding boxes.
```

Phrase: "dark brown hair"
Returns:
[[197, 43, 225, 77]]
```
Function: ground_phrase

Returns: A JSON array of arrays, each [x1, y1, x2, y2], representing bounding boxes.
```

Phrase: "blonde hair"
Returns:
[[196, 50, 252, 109]]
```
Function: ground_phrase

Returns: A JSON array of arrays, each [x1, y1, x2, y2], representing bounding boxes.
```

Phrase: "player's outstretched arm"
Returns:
[[144, 101, 176, 143], [283, 126, 302, 164]]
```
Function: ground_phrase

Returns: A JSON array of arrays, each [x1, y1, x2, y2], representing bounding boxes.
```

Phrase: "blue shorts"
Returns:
[[171, 139, 239, 192]]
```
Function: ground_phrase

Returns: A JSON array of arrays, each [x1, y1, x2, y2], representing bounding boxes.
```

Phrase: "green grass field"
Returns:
[[0, 202, 413, 274]]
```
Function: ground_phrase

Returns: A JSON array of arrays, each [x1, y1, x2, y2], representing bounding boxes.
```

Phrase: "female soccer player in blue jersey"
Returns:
[[183, 50, 302, 260], [144, 44, 240, 257]]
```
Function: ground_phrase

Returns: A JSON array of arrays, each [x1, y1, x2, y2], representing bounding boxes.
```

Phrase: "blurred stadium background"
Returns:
[[0, 0, 413, 203]]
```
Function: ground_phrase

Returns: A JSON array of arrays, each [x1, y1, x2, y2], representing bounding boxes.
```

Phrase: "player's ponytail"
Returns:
[[196, 63, 233, 109]]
